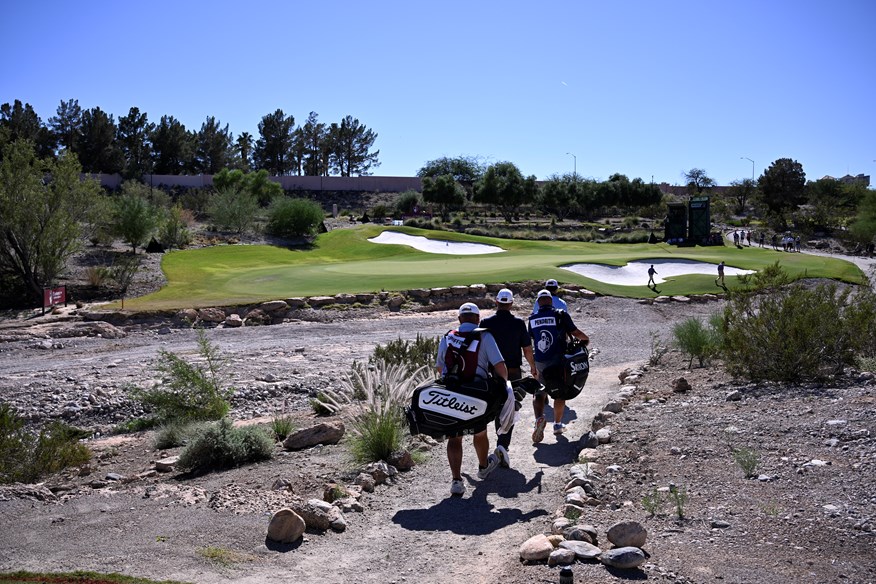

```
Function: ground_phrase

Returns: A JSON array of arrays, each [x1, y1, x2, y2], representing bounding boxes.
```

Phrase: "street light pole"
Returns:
[[566, 152, 577, 179], [741, 157, 755, 182]]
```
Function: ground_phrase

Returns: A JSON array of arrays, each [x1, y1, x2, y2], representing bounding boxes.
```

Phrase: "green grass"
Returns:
[[0, 571, 191, 584], [115, 225, 865, 310]]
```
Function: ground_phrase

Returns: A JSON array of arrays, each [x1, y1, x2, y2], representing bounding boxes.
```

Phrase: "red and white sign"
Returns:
[[43, 286, 66, 308]]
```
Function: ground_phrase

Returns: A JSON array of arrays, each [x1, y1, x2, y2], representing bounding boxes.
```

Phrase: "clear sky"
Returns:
[[2, 0, 874, 186]]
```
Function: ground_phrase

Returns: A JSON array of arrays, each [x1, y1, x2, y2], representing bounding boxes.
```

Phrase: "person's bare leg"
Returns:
[[533, 393, 546, 419], [473, 430, 489, 467], [553, 399, 566, 424], [447, 436, 463, 479]]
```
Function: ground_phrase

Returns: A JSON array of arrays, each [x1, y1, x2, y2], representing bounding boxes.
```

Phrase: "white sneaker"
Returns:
[[450, 479, 465, 496], [495, 445, 510, 469], [553, 422, 567, 435], [532, 416, 547, 443], [477, 453, 500, 479]]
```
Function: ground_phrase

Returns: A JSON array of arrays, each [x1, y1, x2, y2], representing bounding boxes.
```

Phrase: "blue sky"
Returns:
[[2, 0, 874, 186]]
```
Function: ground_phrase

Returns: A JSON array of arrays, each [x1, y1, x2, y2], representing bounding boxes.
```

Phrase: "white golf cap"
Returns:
[[545, 279, 559, 288], [537, 289, 552, 299], [496, 289, 514, 304], [458, 302, 480, 315]]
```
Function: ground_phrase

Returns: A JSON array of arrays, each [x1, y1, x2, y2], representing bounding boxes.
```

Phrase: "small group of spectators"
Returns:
[[732, 229, 801, 253]]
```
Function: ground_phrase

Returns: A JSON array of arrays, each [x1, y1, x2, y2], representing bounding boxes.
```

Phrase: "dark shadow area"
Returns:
[[490, 467, 544, 499], [263, 536, 304, 552], [604, 566, 648, 580], [391, 472, 550, 535]]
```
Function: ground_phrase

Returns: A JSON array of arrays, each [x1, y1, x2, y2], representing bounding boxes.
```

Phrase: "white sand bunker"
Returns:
[[368, 231, 505, 255], [562, 259, 755, 286]]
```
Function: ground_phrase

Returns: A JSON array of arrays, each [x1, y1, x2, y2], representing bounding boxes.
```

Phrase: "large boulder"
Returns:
[[266, 508, 306, 543], [283, 420, 345, 450]]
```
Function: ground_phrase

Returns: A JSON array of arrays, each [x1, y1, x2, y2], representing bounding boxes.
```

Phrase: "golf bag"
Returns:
[[541, 340, 590, 401], [405, 376, 507, 439]]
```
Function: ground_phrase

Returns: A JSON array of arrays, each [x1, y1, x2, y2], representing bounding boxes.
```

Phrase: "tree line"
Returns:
[[0, 99, 380, 179]]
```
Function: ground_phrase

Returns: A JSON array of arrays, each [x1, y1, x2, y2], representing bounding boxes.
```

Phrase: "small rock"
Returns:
[[726, 390, 742, 401], [600, 546, 647, 569], [607, 521, 647, 548], [519, 533, 554, 561], [548, 548, 577, 566], [155, 456, 179, 473], [672, 377, 691, 393], [559, 539, 602, 560]]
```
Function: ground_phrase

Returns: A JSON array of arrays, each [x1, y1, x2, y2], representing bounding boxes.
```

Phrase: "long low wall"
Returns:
[[88, 173, 424, 192]]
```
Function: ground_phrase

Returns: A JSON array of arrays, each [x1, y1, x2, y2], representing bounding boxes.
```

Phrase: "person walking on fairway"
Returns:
[[716, 261, 726, 287], [647, 265, 657, 287]]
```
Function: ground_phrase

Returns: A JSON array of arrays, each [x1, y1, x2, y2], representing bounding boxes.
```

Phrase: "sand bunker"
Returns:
[[368, 231, 505, 255], [562, 259, 755, 286]]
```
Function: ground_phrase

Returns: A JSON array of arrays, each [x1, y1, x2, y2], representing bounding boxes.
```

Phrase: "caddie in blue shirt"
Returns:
[[531, 278, 568, 313], [528, 290, 589, 442]]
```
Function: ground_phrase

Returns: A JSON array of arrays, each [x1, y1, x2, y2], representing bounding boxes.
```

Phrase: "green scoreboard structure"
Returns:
[[664, 196, 712, 245]]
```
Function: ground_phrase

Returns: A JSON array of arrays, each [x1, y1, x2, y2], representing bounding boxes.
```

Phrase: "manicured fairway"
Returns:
[[118, 225, 865, 310]]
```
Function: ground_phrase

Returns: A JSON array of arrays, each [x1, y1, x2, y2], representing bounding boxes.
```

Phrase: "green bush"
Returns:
[[177, 417, 274, 473], [153, 420, 210, 450], [132, 330, 233, 424], [394, 190, 421, 216], [0, 405, 91, 484], [207, 187, 259, 235], [672, 315, 722, 367], [266, 197, 325, 238], [370, 334, 440, 373], [721, 266, 876, 381]]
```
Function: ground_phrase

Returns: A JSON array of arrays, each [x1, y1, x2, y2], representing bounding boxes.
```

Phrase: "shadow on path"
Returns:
[[391, 470, 549, 535]]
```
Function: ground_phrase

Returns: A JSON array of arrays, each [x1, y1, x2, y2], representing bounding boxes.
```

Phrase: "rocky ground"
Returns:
[[0, 231, 874, 584]]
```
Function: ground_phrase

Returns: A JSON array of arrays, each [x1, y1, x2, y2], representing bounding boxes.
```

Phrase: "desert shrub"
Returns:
[[132, 330, 233, 424], [153, 420, 210, 450], [370, 204, 388, 221], [370, 334, 440, 373], [269, 415, 295, 441], [394, 190, 421, 216], [266, 197, 325, 238], [319, 360, 430, 463], [648, 331, 669, 366], [721, 266, 876, 381], [672, 315, 721, 367], [733, 447, 759, 478], [85, 266, 110, 287], [177, 417, 274, 473], [0, 405, 91, 484], [607, 231, 650, 244], [208, 187, 258, 234]]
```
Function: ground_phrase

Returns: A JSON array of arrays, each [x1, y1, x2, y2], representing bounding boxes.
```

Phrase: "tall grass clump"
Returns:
[[323, 360, 431, 463], [132, 329, 233, 425], [0, 404, 91, 484], [177, 417, 274, 473], [720, 264, 876, 381]]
